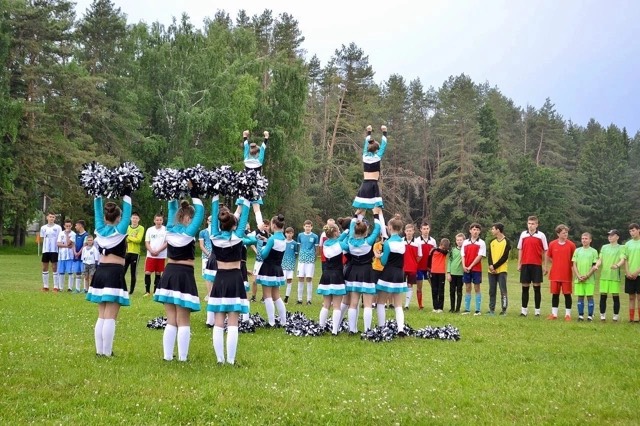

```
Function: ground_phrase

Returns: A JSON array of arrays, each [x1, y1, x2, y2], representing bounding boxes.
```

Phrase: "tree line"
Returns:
[[1, 0, 638, 248]]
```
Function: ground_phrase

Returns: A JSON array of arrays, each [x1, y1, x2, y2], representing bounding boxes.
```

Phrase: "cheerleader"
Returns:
[[153, 195, 204, 362], [374, 214, 408, 333], [317, 223, 350, 335], [208, 196, 251, 365], [241, 130, 269, 226], [352, 125, 388, 236], [256, 214, 287, 327], [86, 190, 132, 357], [203, 245, 218, 328], [240, 225, 257, 323], [344, 208, 382, 332]]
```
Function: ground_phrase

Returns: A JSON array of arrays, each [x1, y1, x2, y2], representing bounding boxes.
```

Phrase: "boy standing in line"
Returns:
[[296, 220, 319, 305], [487, 223, 511, 316], [56, 219, 76, 292], [40, 212, 62, 291], [72, 220, 89, 293], [447, 233, 465, 312], [144, 214, 167, 296], [517, 216, 548, 317], [622, 223, 640, 322], [415, 222, 437, 310], [546, 224, 576, 321], [461, 223, 486, 315], [572, 232, 599, 321], [124, 212, 145, 294], [595, 229, 625, 321]]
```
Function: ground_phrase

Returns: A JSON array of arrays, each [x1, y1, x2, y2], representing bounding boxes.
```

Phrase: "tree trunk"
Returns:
[[323, 86, 346, 186], [536, 128, 544, 166]]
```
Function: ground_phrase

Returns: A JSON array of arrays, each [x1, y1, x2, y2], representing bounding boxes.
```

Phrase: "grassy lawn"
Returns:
[[0, 246, 638, 425]]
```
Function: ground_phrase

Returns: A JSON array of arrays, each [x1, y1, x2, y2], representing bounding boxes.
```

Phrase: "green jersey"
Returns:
[[598, 244, 623, 282], [447, 246, 463, 276], [623, 239, 640, 273], [572, 246, 598, 284]]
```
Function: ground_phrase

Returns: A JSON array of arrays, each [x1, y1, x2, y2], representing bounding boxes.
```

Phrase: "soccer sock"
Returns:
[[53, 272, 59, 289], [177, 326, 190, 361], [565, 294, 572, 309], [552, 294, 560, 309], [599, 294, 607, 314], [613, 295, 620, 315], [630, 309, 635, 321], [348, 308, 357, 332], [274, 298, 287, 325], [94, 318, 104, 355], [331, 309, 341, 334], [319, 307, 329, 327], [464, 294, 471, 311], [307, 282, 313, 302], [522, 286, 530, 308], [144, 274, 151, 293], [213, 326, 225, 363], [102, 319, 116, 356], [264, 298, 275, 326], [405, 287, 413, 308], [533, 286, 541, 309], [552, 307, 558, 316], [417, 290, 423, 308], [226, 326, 238, 365], [395, 306, 405, 331], [363, 307, 373, 331], [340, 302, 349, 323], [163, 324, 177, 361], [68, 274, 73, 290], [297, 281, 304, 301], [75, 276, 82, 291], [376, 303, 386, 326], [587, 298, 594, 316], [153, 275, 161, 293], [285, 282, 292, 297], [475, 294, 481, 312], [577, 297, 584, 316], [456, 288, 462, 311], [502, 294, 508, 311], [42, 271, 49, 288]]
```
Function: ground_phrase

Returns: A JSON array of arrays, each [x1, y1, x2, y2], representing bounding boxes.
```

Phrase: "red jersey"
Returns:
[[517, 230, 548, 265], [430, 250, 448, 274], [403, 237, 423, 273], [547, 239, 576, 282], [461, 238, 487, 272], [416, 235, 436, 271]]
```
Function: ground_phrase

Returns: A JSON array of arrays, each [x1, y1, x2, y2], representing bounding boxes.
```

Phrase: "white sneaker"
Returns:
[[473, 311, 482, 316], [613, 314, 619, 321], [600, 313, 606, 321]]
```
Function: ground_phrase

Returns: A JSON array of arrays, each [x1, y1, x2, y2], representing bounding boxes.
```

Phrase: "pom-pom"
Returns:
[[79, 162, 114, 197], [146, 316, 167, 329], [414, 324, 461, 341], [284, 312, 324, 337], [360, 320, 415, 342], [182, 164, 210, 198], [113, 162, 144, 196], [234, 169, 269, 200], [213, 165, 238, 197], [324, 317, 350, 334], [151, 168, 189, 200]]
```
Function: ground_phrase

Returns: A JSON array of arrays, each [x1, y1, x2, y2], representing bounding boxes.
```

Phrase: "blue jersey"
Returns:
[[282, 240, 298, 271], [74, 231, 88, 259], [297, 232, 319, 263], [199, 228, 212, 259]]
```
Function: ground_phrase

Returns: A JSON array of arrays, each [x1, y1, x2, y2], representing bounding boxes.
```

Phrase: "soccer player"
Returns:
[[415, 222, 437, 310], [595, 229, 624, 321], [487, 223, 511, 316], [461, 223, 486, 315], [572, 232, 599, 321], [296, 220, 319, 305], [40, 212, 62, 291], [622, 223, 640, 322], [517, 216, 548, 317], [57, 219, 76, 292], [546, 224, 576, 321], [198, 216, 213, 301], [403, 223, 422, 310], [73, 220, 89, 293], [447, 233, 465, 312], [124, 212, 144, 295], [144, 214, 167, 296]]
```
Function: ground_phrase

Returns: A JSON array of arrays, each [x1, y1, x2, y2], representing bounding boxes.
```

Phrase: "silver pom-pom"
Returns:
[[113, 162, 144, 197], [151, 168, 189, 200], [234, 169, 269, 200], [79, 162, 115, 198]]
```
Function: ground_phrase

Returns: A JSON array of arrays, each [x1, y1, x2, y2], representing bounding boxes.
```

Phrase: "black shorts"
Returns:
[[625, 277, 640, 294], [404, 272, 417, 285], [41, 252, 58, 263], [520, 264, 543, 284]]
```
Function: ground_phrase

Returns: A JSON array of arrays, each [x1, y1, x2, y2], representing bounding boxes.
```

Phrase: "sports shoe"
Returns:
[[448, 309, 454, 313], [587, 315, 593, 322], [547, 314, 557, 320], [600, 313, 606, 321], [41, 288, 49, 292], [613, 314, 619, 322], [432, 309, 438, 313], [436, 309, 444, 313], [534, 312, 540, 317], [564, 315, 571, 321], [53, 288, 59, 293], [143, 292, 150, 297], [404, 306, 409, 311], [486, 311, 495, 316], [389, 304, 395, 309], [419, 306, 424, 310], [578, 315, 584, 322], [306, 301, 312, 305], [284, 296, 289, 304], [67, 288, 73, 292], [499, 311, 506, 316], [296, 300, 302, 305], [250, 296, 256, 302], [473, 311, 481, 316], [519, 313, 527, 317], [461, 311, 471, 315]]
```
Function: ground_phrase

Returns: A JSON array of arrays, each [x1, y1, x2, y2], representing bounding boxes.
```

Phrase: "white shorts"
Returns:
[[297, 262, 315, 279], [252, 261, 263, 276], [284, 269, 294, 280]]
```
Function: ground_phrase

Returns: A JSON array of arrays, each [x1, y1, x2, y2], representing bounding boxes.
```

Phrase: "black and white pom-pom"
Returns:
[[182, 164, 209, 198], [79, 162, 113, 197], [151, 168, 189, 200], [214, 165, 238, 197], [249, 312, 267, 328], [360, 320, 415, 342], [234, 169, 269, 200], [324, 317, 350, 334], [414, 324, 461, 341], [147, 316, 167, 330], [284, 311, 324, 337], [112, 162, 144, 196], [223, 315, 260, 333]]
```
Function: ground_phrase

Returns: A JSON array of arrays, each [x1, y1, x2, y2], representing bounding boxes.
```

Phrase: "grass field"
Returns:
[[1, 247, 638, 425]]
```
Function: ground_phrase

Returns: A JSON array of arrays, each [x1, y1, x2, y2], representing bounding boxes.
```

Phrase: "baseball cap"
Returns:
[[607, 229, 620, 236]]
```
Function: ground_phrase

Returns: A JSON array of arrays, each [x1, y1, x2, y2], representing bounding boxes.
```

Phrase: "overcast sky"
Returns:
[[74, 0, 640, 134]]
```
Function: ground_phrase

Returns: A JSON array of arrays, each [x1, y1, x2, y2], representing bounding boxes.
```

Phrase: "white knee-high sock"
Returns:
[[213, 326, 225, 363], [75, 276, 82, 291], [377, 303, 386, 326], [285, 282, 292, 297], [297, 282, 304, 301], [226, 326, 238, 365], [306, 282, 313, 302], [405, 288, 413, 307], [264, 297, 275, 325], [68, 274, 73, 290], [275, 298, 287, 325], [206, 311, 215, 326], [102, 319, 116, 356], [339, 302, 349, 323], [53, 273, 59, 289], [42, 271, 49, 288], [163, 324, 177, 360], [319, 307, 329, 327], [363, 307, 373, 331], [177, 326, 190, 361], [94, 318, 104, 355], [395, 306, 405, 331], [331, 309, 342, 334], [348, 308, 358, 332]]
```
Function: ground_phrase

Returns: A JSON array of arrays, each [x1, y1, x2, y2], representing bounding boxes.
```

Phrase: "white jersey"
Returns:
[[56, 231, 76, 261], [40, 224, 62, 253], [145, 225, 167, 259], [81, 245, 99, 265]]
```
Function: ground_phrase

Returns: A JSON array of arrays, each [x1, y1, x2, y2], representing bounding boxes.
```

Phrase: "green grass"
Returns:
[[0, 252, 638, 425]]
